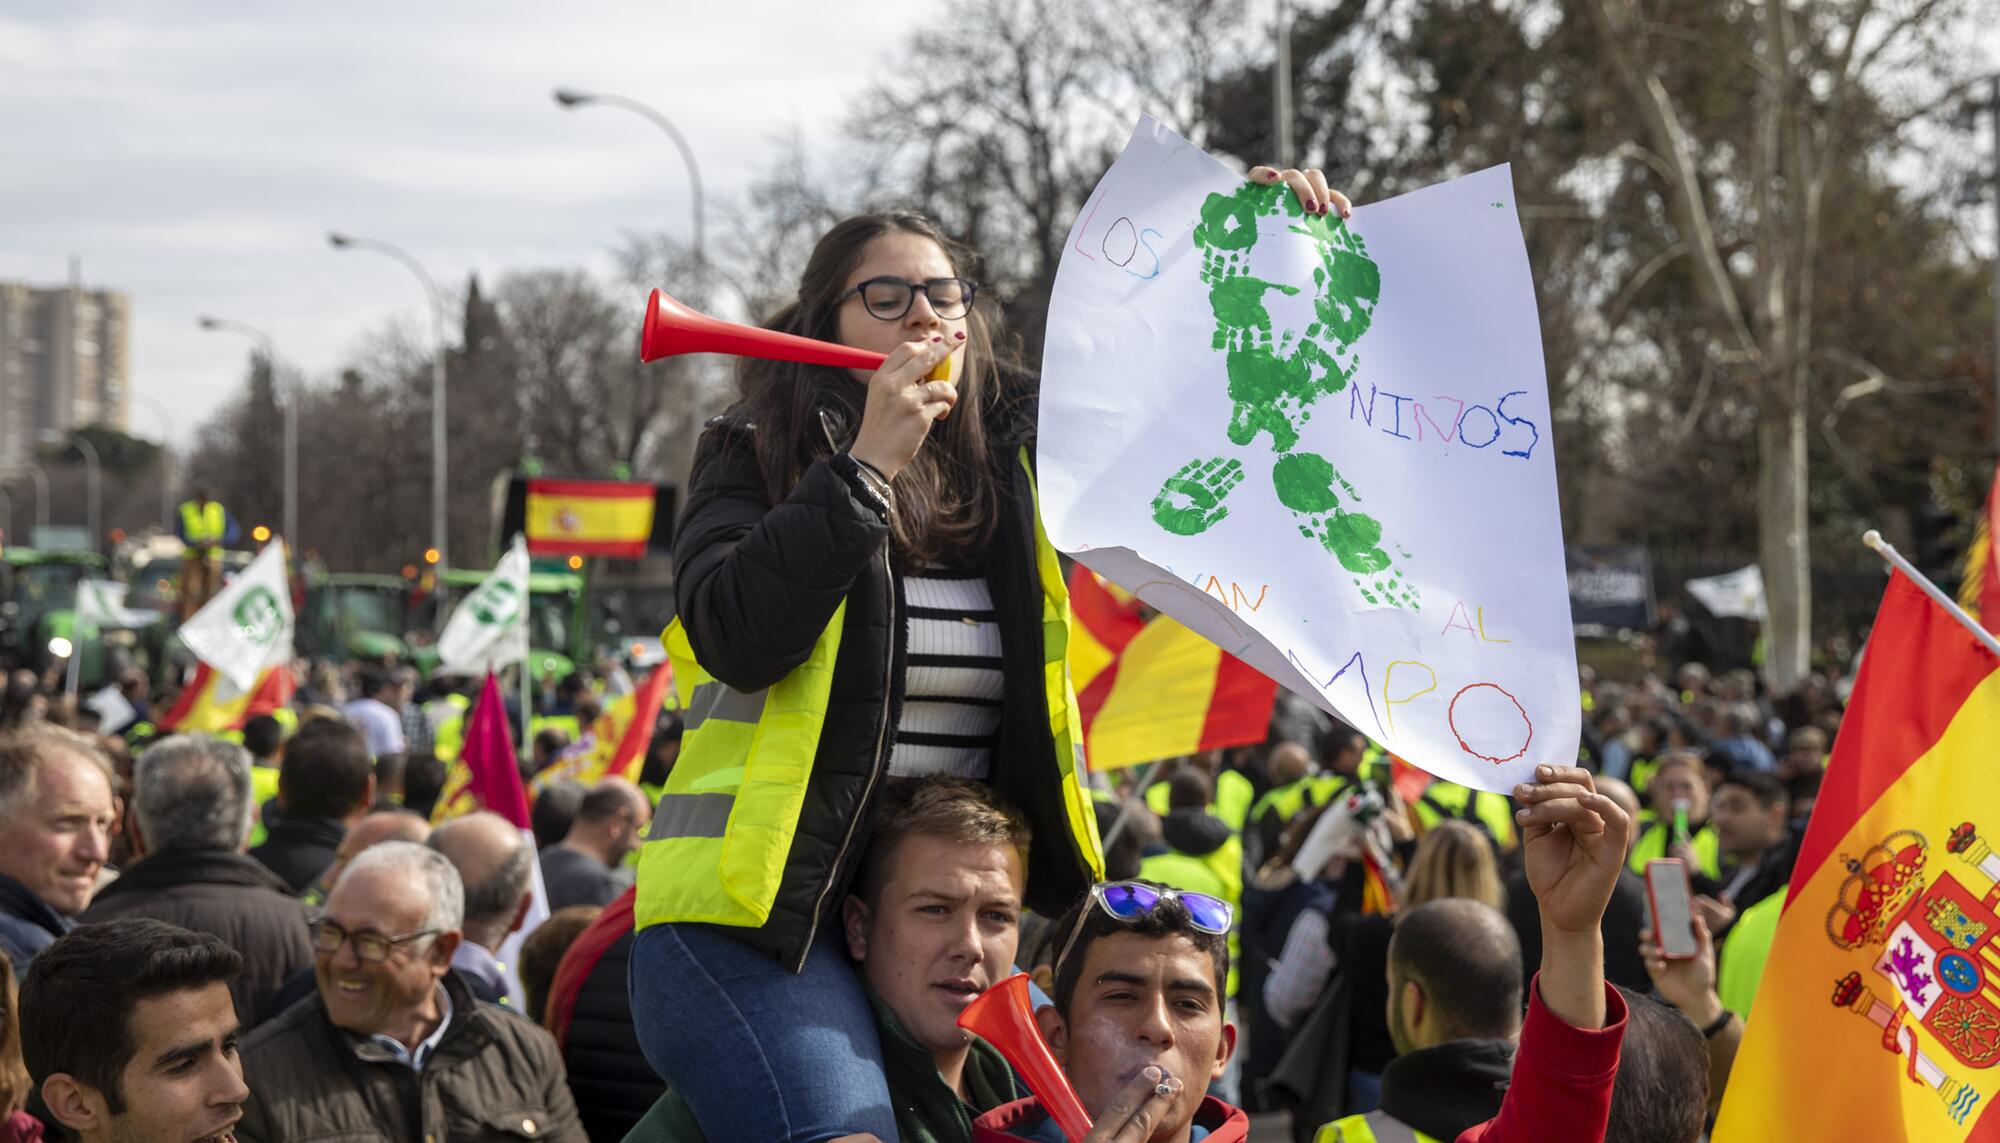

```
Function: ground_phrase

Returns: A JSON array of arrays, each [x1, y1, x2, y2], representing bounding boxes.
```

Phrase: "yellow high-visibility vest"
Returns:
[[1146, 768, 1256, 832], [1412, 779, 1518, 850], [1316, 1110, 1442, 1142], [179, 500, 226, 552], [1628, 818, 1723, 881], [635, 448, 1103, 934]]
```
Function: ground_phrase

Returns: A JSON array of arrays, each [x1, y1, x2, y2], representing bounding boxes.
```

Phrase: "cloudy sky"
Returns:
[[0, 3, 917, 445], [4, 6, 1996, 452]]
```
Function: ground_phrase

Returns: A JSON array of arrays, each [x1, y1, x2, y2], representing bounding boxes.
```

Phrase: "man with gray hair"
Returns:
[[0, 724, 119, 972], [82, 733, 314, 1026], [427, 810, 535, 1008], [236, 841, 583, 1141]]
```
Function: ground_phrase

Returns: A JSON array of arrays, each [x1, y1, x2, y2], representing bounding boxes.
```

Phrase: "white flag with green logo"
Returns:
[[437, 534, 531, 675], [77, 579, 160, 631], [177, 540, 295, 692]]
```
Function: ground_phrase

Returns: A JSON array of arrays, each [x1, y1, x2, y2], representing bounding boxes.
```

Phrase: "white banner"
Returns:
[[177, 541, 294, 693], [437, 534, 531, 676], [77, 579, 160, 631], [1686, 565, 1767, 621], [1039, 116, 1577, 794]]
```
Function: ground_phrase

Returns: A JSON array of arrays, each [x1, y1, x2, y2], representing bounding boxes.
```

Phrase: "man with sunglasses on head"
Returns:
[[977, 876, 1244, 1142], [978, 765, 1632, 1143], [234, 841, 584, 1142]]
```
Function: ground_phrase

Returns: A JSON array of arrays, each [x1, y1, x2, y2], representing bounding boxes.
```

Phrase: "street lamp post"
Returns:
[[196, 318, 294, 551], [39, 430, 100, 554], [552, 88, 705, 266], [3, 465, 47, 536], [326, 232, 450, 616], [129, 391, 178, 534], [552, 87, 709, 480]]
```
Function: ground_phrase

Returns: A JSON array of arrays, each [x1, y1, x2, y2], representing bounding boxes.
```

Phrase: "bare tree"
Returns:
[[1583, 0, 1989, 685]]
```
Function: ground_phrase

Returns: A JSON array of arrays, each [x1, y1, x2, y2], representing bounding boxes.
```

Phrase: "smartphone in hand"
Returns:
[[1645, 859, 1699, 960]]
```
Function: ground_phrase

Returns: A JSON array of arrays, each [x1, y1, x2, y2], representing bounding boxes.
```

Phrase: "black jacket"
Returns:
[[0, 874, 69, 977], [247, 814, 347, 895], [1504, 867, 1653, 993], [672, 404, 1093, 969], [563, 927, 662, 1141], [81, 849, 313, 1027], [1376, 1037, 1516, 1140]]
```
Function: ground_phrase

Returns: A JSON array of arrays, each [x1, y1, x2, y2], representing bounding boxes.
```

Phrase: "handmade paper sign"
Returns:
[[1039, 115, 1577, 795]]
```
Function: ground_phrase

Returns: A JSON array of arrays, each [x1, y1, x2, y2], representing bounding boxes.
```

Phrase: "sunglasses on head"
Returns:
[[1052, 881, 1234, 980]]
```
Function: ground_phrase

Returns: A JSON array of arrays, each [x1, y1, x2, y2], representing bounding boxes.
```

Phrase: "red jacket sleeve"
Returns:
[[1457, 973, 1627, 1143], [547, 886, 635, 1046]]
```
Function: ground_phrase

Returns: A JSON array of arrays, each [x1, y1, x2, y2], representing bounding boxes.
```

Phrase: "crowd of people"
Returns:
[[0, 171, 1856, 1143], [0, 641, 1838, 1142]]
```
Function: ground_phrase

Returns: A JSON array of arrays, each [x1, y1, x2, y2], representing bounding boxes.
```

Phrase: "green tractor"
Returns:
[[409, 564, 587, 683], [0, 548, 112, 679], [299, 572, 416, 663]]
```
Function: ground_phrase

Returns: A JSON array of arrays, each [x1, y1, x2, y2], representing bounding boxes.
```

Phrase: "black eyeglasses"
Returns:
[[836, 276, 978, 321], [309, 918, 438, 963]]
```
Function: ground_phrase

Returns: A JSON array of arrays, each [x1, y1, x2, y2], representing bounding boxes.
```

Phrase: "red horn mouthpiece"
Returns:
[[956, 973, 1093, 1143], [639, 288, 887, 370]]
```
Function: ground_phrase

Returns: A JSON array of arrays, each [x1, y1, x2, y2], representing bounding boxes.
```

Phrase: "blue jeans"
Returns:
[[629, 922, 897, 1143]]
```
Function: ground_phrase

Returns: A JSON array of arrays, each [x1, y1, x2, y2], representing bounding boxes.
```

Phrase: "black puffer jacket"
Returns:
[[81, 848, 313, 1027], [672, 401, 1094, 970], [563, 927, 659, 1140]]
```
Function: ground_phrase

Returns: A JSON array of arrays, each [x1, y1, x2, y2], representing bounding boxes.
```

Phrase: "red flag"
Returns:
[[432, 673, 530, 828], [604, 662, 676, 783]]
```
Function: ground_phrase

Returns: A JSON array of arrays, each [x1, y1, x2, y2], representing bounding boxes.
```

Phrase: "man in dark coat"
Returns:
[[248, 718, 375, 894], [0, 725, 118, 974], [236, 841, 582, 1141], [82, 735, 313, 1027]]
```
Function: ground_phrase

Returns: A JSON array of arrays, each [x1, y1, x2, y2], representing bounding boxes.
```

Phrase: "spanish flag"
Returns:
[[156, 662, 295, 733], [1714, 571, 2000, 1140], [1958, 462, 2000, 635], [1069, 566, 1276, 771], [524, 479, 656, 558], [529, 661, 677, 791]]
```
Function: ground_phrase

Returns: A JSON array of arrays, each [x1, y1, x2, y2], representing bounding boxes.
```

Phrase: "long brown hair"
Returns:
[[735, 213, 1020, 567]]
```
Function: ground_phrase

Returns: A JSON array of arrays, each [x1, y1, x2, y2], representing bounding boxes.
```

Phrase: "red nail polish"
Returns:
[[932, 336, 943, 343], [954, 331, 967, 341]]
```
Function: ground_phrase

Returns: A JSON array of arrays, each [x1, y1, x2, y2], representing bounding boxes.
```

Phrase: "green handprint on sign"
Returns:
[[1154, 179, 1416, 609]]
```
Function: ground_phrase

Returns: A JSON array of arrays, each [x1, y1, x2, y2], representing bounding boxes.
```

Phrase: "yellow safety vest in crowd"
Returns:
[[1317, 1110, 1442, 1142], [246, 764, 282, 848], [1717, 887, 1785, 1016], [1626, 819, 1723, 880], [529, 714, 582, 744], [634, 449, 1103, 932], [1146, 767, 1256, 832], [1412, 779, 1518, 850], [179, 500, 226, 552], [1248, 775, 1319, 831], [1628, 755, 1661, 798], [429, 694, 472, 763]]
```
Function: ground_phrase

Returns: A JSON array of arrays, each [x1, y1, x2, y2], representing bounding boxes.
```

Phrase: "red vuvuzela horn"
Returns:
[[640, 288, 886, 369], [957, 973, 1093, 1143]]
